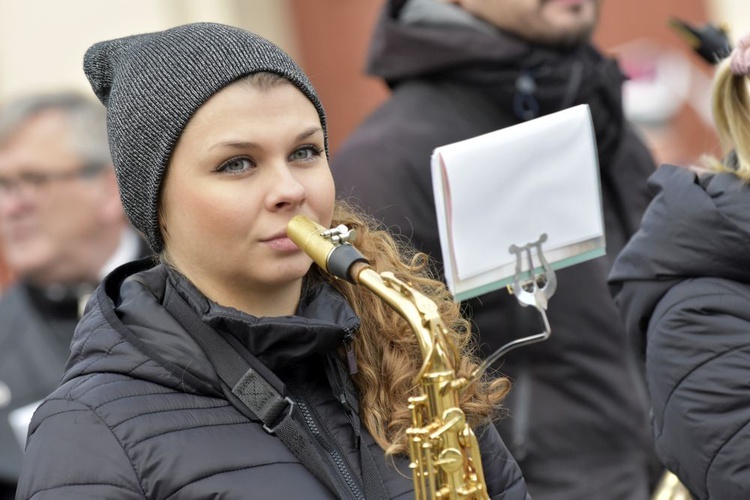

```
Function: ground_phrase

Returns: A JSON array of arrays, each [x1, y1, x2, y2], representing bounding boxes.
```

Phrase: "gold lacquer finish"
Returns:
[[286, 215, 337, 272], [287, 215, 489, 500], [652, 471, 692, 500]]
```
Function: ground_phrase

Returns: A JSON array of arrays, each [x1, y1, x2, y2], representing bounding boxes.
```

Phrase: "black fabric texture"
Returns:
[[15, 259, 530, 499], [609, 164, 750, 499], [160, 271, 383, 499]]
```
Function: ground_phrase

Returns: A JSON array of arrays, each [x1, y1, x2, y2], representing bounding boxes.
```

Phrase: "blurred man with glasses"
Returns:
[[0, 92, 149, 499]]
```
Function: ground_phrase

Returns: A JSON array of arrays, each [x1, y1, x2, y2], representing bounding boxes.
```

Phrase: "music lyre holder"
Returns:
[[469, 233, 556, 381]]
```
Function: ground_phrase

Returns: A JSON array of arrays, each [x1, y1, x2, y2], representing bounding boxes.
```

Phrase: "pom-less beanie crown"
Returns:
[[83, 22, 327, 253]]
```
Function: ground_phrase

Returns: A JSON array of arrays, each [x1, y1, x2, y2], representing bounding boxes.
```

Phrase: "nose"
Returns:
[[265, 163, 306, 211], [0, 185, 32, 217]]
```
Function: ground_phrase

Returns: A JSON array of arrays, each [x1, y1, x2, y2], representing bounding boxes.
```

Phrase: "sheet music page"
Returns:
[[431, 105, 605, 300]]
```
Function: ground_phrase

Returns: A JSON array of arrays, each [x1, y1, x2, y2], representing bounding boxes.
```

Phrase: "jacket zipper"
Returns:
[[296, 398, 366, 500], [343, 327, 358, 375]]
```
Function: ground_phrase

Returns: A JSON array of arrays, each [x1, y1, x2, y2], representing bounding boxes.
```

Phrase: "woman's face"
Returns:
[[161, 79, 334, 315]]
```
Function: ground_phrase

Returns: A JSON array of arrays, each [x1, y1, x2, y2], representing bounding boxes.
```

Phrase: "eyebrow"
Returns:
[[208, 126, 324, 151]]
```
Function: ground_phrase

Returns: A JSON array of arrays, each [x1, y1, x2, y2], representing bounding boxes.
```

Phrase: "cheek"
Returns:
[[185, 194, 239, 235], [162, 181, 243, 248], [310, 170, 337, 225]]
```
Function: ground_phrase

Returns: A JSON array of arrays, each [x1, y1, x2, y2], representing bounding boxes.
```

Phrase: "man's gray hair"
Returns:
[[0, 91, 111, 168]]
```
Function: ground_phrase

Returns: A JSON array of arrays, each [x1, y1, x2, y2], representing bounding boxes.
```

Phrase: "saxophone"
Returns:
[[652, 470, 692, 499], [288, 215, 489, 500]]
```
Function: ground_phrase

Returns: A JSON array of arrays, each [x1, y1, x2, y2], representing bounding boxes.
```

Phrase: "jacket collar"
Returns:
[[165, 267, 360, 371], [70, 259, 359, 397]]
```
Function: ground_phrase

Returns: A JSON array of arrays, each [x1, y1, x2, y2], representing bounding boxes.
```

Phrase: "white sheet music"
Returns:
[[431, 104, 605, 301]]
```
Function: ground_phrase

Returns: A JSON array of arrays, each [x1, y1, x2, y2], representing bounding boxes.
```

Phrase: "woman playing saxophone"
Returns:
[[16, 22, 529, 500]]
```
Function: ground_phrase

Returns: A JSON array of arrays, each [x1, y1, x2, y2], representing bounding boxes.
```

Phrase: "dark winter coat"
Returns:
[[0, 283, 80, 500], [331, 1, 657, 498], [16, 259, 530, 499], [609, 164, 750, 500], [0, 235, 150, 500]]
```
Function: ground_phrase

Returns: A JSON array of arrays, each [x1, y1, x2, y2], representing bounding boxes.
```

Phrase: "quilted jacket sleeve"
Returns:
[[16, 397, 145, 500], [646, 277, 750, 500], [477, 422, 531, 500]]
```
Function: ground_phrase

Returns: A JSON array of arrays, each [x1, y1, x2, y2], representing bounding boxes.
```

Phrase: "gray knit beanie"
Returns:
[[83, 22, 327, 253]]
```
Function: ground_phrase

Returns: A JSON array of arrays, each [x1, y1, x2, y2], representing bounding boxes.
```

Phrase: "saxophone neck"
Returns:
[[354, 268, 454, 373]]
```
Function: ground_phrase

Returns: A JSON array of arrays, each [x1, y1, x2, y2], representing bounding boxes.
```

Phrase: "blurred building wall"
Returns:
[[595, 0, 718, 167], [288, 0, 389, 155], [0, 0, 298, 100], [709, 0, 750, 37]]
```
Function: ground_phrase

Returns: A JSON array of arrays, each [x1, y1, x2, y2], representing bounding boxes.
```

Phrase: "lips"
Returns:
[[262, 230, 289, 242], [262, 226, 303, 252], [264, 235, 301, 252]]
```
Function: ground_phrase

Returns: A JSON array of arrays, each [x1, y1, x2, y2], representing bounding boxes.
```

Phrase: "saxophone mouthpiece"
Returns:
[[287, 216, 368, 283]]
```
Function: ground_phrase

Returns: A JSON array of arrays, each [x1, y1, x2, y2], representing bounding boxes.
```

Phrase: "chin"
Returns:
[[540, 7, 598, 44], [271, 260, 314, 285], [534, 22, 596, 47], [5, 255, 43, 280]]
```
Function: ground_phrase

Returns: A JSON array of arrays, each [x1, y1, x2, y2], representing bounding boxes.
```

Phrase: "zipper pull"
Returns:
[[346, 342, 358, 375], [344, 331, 358, 375]]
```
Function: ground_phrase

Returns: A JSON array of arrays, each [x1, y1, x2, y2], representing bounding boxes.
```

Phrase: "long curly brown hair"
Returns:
[[312, 200, 510, 455]]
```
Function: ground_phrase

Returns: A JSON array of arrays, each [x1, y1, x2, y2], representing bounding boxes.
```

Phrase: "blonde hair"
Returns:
[[703, 59, 750, 182], [318, 200, 510, 455]]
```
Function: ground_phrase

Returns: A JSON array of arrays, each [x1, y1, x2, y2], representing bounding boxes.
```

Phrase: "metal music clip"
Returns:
[[468, 234, 557, 382], [508, 233, 557, 314]]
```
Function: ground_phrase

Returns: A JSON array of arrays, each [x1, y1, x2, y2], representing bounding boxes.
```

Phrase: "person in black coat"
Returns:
[[332, 1, 657, 498], [15, 22, 530, 499], [609, 33, 750, 500], [0, 92, 148, 499]]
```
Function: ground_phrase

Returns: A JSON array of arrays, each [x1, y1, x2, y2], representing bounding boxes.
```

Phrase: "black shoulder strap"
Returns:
[[162, 286, 348, 498]]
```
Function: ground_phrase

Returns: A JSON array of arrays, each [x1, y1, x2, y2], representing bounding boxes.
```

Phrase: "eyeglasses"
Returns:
[[0, 163, 107, 198]]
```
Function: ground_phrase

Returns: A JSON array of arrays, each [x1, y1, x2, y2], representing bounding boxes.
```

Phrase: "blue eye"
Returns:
[[290, 145, 322, 162], [218, 157, 253, 173]]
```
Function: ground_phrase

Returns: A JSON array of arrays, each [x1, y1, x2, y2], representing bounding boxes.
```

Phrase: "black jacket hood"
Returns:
[[368, 0, 529, 84], [368, 0, 627, 163], [369, 0, 613, 87], [610, 164, 750, 340]]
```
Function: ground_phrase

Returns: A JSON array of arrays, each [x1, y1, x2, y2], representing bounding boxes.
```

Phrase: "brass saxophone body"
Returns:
[[288, 215, 489, 500], [652, 470, 692, 499]]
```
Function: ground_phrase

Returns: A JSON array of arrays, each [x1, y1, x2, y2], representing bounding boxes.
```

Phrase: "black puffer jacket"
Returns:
[[332, 1, 656, 498], [16, 259, 530, 499], [609, 164, 750, 500]]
